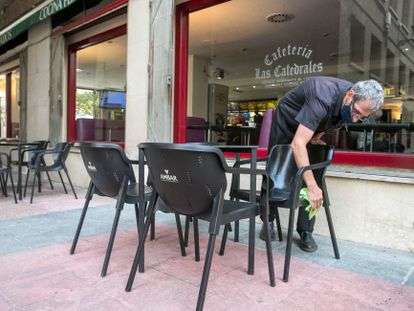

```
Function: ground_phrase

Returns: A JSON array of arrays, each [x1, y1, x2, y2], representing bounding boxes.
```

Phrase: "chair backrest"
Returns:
[[80, 143, 135, 198], [28, 140, 49, 165], [258, 109, 275, 148], [140, 143, 227, 216], [186, 117, 207, 142], [307, 144, 335, 184], [52, 142, 72, 163], [266, 144, 334, 200], [0, 152, 10, 172]]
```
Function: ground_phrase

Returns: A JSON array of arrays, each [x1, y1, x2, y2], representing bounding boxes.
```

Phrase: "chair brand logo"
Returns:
[[160, 169, 178, 183], [87, 161, 97, 172]]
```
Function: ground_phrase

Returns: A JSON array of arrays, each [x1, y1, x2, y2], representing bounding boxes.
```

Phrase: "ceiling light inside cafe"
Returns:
[[266, 13, 294, 23], [215, 68, 225, 79]]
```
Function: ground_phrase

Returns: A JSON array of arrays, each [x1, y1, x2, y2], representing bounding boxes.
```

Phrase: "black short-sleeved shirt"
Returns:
[[268, 76, 352, 150]]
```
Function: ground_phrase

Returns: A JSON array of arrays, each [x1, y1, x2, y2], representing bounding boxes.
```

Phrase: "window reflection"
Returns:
[[75, 34, 126, 142], [186, 0, 414, 154]]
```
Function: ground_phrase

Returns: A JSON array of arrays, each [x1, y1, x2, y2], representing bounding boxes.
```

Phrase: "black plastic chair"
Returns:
[[9, 140, 53, 191], [25, 142, 77, 203], [125, 143, 275, 311], [0, 152, 17, 203], [221, 144, 340, 282], [70, 143, 155, 277]]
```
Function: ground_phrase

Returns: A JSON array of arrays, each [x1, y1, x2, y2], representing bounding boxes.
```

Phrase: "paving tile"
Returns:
[[1, 193, 414, 310]]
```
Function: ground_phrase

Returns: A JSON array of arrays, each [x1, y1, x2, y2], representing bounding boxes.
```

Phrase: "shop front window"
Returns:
[[177, 0, 414, 167], [0, 69, 20, 139], [68, 27, 126, 143]]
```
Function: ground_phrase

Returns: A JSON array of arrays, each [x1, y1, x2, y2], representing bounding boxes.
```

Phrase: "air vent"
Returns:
[[266, 13, 294, 23]]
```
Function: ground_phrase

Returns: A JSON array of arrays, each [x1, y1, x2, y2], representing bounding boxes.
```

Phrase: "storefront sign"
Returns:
[[0, 0, 79, 49], [255, 44, 324, 82]]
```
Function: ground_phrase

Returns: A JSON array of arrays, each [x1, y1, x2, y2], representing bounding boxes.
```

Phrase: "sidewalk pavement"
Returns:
[[1, 185, 413, 310]]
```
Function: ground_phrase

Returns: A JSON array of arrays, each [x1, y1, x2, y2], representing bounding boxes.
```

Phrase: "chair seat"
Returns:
[[231, 188, 290, 203], [125, 183, 152, 204], [198, 200, 258, 225], [230, 189, 260, 202]]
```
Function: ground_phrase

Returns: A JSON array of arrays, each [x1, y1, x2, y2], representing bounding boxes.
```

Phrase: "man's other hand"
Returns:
[[307, 183, 323, 210]]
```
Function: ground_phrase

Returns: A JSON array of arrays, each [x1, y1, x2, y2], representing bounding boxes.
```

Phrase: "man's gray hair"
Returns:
[[351, 80, 384, 111]]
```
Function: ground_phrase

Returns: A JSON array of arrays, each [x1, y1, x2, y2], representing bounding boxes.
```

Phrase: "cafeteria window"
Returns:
[[175, 0, 414, 169], [67, 26, 126, 144]]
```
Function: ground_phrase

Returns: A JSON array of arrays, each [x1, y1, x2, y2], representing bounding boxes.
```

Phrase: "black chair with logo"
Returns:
[[221, 144, 340, 282], [25, 142, 77, 203], [70, 142, 156, 277], [0, 152, 17, 203], [125, 143, 275, 310]]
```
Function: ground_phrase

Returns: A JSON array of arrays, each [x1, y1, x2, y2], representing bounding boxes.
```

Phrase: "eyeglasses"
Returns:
[[351, 100, 371, 122]]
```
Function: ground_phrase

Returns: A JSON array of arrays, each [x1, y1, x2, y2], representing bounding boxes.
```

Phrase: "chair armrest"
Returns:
[[229, 157, 268, 195], [33, 149, 63, 167], [0, 152, 11, 167], [289, 160, 332, 207], [226, 166, 267, 176], [232, 156, 268, 168], [9, 146, 37, 158]]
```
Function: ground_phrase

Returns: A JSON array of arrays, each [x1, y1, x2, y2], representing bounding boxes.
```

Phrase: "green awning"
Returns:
[[0, 0, 80, 49]]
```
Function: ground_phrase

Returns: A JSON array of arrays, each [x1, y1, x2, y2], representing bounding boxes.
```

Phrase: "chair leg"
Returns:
[[283, 208, 296, 282], [0, 174, 6, 196], [134, 203, 140, 236], [37, 172, 42, 193], [138, 195, 146, 273], [64, 166, 78, 199], [23, 168, 30, 197], [196, 233, 218, 311], [219, 224, 230, 256], [262, 212, 276, 287], [247, 217, 255, 275], [8, 171, 17, 204], [101, 206, 123, 277], [174, 213, 187, 257], [58, 171, 68, 194], [40, 158, 53, 189], [274, 207, 283, 242], [193, 217, 200, 262], [234, 220, 240, 242], [70, 182, 94, 254], [46, 171, 54, 189], [30, 170, 37, 203], [230, 196, 240, 243], [324, 203, 340, 259], [184, 216, 191, 247], [126, 197, 157, 292], [150, 215, 155, 241]]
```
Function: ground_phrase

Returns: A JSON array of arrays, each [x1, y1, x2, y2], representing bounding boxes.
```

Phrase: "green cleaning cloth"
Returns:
[[299, 187, 322, 220]]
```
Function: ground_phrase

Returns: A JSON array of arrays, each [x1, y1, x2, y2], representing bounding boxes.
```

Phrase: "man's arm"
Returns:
[[291, 124, 323, 210], [311, 132, 326, 145]]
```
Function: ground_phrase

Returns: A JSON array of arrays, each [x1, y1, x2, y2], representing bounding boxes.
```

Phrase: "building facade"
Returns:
[[0, 0, 413, 252]]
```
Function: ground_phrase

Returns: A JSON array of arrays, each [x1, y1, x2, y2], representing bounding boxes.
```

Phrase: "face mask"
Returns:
[[340, 104, 352, 124]]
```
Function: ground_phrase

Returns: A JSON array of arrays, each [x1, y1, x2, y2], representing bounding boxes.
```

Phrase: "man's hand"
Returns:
[[307, 183, 323, 210]]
